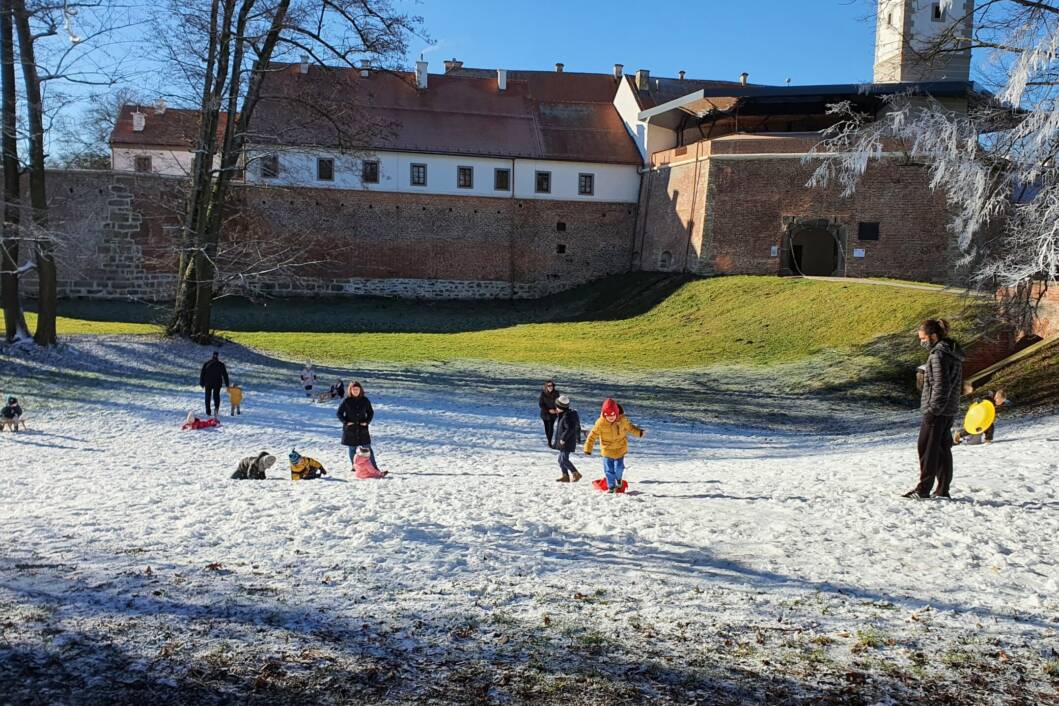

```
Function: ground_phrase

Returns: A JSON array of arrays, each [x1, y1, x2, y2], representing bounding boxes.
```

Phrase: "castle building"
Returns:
[[96, 1, 978, 301]]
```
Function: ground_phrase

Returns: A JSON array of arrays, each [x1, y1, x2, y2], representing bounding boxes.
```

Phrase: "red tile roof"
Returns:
[[247, 64, 643, 165], [110, 104, 229, 148]]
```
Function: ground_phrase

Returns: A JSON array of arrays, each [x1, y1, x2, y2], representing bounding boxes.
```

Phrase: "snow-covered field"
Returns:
[[1, 337, 1057, 705]]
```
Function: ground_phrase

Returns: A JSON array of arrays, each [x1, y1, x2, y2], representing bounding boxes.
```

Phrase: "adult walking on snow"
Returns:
[[539, 380, 561, 447], [337, 381, 377, 469], [904, 319, 964, 499], [199, 351, 230, 418]]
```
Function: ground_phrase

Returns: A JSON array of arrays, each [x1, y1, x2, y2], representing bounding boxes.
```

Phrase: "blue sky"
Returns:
[[406, 0, 880, 86]]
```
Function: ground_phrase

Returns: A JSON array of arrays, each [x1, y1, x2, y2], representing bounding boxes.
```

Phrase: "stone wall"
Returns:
[[39, 170, 638, 301]]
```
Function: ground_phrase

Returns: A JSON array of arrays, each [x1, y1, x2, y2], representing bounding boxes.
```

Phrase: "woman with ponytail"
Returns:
[[904, 319, 964, 499]]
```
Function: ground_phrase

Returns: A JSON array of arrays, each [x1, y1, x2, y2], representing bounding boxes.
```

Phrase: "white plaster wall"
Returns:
[[874, 0, 905, 68], [512, 159, 639, 202], [243, 148, 640, 203], [613, 78, 649, 163], [112, 147, 195, 177]]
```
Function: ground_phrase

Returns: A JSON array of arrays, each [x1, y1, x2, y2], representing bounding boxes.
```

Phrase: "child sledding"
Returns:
[[182, 411, 220, 430], [289, 449, 327, 480], [584, 398, 645, 494]]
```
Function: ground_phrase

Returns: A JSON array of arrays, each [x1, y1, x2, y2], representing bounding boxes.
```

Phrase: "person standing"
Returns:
[[538, 380, 560, 447], [904, 319, 964, 499], [337, 381, 377, 469], [300, 363, 317, 398], [199, 351, 230, 418], [584, 398, 645, 493], [552, 395, 582, 483]]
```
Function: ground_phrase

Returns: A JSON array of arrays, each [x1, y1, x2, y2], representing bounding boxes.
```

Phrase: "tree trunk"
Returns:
[[0, 0, 27, 341], [12, 0, 54, 346]]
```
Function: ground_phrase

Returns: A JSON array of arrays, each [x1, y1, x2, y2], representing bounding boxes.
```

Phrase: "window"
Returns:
[[317, 157, 334, 181], [556, 243, 567, 254], [410, 162, 427, 186], [858, 222, 880, 241], [260, 154, 279, 179], [457, 165, 474, 189], [887, 12, 893, 27], [362, 160, 379, 184], [535, 170, 551, 194], [578, 173, 595, 196], [658, 251, 673, 271], [932, 3, 944, 21], [133, 156, 152, 173], [494, 168, 511, 191], [556, 221, 566, 232]]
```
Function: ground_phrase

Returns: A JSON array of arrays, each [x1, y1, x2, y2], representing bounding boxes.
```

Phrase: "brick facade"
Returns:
[[638, 136, 959, 283], [38, 170, 637, 301]]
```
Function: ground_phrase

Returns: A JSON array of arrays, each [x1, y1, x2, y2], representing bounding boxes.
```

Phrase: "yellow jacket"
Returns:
[[290, 456, 324, 480], [227, 386, 243, 405], [584, 415, 643, 459]]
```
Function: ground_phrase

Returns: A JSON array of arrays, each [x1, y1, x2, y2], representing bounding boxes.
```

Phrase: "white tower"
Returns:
[[874, 0, 974, 83]]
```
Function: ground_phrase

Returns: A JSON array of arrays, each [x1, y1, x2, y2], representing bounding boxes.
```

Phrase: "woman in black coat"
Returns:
[[538, 380, 560, 447], [337, 381, 377, 468]]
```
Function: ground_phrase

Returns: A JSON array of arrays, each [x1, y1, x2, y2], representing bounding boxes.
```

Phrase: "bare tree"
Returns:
[[160, 0, 420, 342], [0, 0, 28, 341], [806, 0, 1059, 325]]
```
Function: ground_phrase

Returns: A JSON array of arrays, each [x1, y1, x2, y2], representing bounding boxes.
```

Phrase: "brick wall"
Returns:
[[37, 170, 637, 301], [638, 136, 959, 284]]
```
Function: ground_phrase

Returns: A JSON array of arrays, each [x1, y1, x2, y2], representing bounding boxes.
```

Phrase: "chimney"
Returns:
[[635, 68, 650, 91], [497, 68, 507, 92], [154, 99, 166, 115], [678, 70, 686, 80], [360, 59, 372, 78], [555, 62, 564, 73], [299, 54, 309, 74], [613, 63, 623, 79], [443, 57, 463, 73], [415, 59, 428, 89], [131, 110, 145, 132], [739, 72, 749, 86]]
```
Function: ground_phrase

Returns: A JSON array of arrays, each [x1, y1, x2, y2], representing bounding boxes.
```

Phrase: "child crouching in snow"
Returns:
[[182, 410, 220, 430], [352, 445, 388, 479], [289, 449, 327, 480], [551, 395, 581, 482], [584, 398, 645, 493], [231, 452, 276, 479]]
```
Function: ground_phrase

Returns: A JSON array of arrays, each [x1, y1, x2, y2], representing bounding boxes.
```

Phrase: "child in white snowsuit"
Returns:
[[300, 364, 317, 398]]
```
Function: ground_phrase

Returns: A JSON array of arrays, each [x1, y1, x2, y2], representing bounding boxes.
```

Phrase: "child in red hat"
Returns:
[[584, 398, 645, 493]]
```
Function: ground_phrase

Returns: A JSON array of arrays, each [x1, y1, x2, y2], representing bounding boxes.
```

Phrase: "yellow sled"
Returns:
[[963, 400, 996, 435]]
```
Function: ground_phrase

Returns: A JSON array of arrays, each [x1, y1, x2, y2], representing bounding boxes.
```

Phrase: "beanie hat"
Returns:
[[7, 396, 15, 405], [601, 398, 620, 417], [355, 446, 372, 458], [289, 449, 301, 463], [556, 395, 570, 409]]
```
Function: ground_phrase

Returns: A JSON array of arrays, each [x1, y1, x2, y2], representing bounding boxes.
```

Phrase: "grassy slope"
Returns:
[[7, 276, 976, 371], [978, 338, 1059, 414]]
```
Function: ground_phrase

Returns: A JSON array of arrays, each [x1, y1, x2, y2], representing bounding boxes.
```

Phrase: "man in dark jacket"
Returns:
[[552, 395, 582, 482], [231, 452, 276, 480], [199, 351, 230, 417], [538, 380, 560, 447], [905, 320, 965, 499], [337, 381, 376, 468]]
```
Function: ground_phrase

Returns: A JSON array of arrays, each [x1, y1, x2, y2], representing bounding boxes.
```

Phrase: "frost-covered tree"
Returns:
[[807, 0, 1058, 326]]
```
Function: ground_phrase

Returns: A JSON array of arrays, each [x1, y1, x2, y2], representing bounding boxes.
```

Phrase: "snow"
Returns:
[[1, 336, 1057, 703]]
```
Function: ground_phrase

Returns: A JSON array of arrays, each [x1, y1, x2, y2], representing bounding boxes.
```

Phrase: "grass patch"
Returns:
[[5, 275, 979, 372], [979, 337, 1059, 414]]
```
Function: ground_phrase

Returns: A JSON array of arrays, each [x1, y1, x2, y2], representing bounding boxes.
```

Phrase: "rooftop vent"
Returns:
[[415, 59, 428, 89], [497, 68, 507, 92], [299, 54, 309, 74], [555, 62, 564, 73], [360, 59, 372, 78], [154, 99, 166, 115], [739, 71, 749, 86], [678, 70, 686, 80], [613, 63, 623, 79], [132, 111, 145, 132], [635, 68, 650, 91]]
